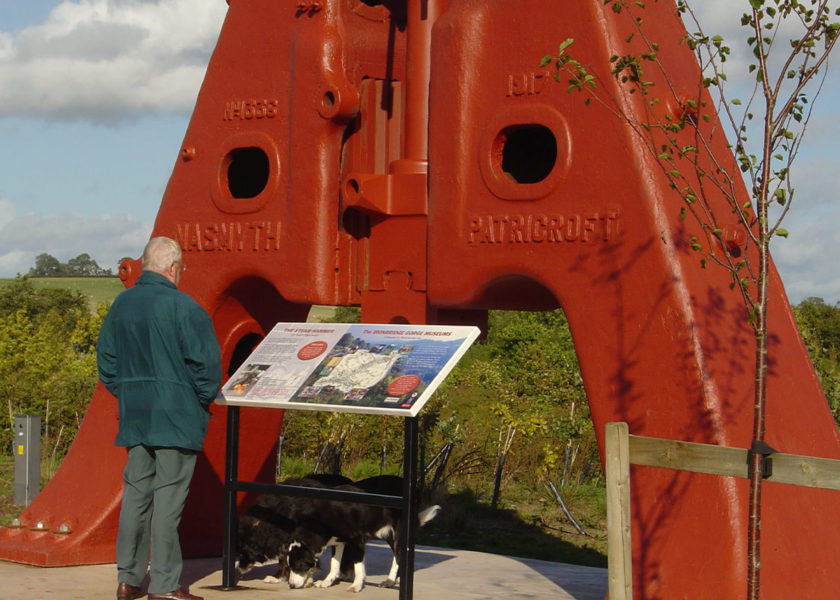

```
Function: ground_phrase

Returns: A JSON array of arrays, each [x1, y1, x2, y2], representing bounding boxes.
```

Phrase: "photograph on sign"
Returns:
[[221, 324, 348, 403], [218, 323, 480, 417]]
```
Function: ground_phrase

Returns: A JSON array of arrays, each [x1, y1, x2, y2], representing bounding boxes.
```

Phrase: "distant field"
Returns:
[[0, 277, 125, 312], [307, 305, 338, 322], [0, 276, 338, 321]]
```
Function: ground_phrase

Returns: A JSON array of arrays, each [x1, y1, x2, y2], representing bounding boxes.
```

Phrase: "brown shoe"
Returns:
[[117, 582, 145, 600], [148, 590, 203, 600]]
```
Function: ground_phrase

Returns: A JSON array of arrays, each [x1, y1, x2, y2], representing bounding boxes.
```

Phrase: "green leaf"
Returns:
[[558, 38, 575, 53], [775, 229, 789, 238]]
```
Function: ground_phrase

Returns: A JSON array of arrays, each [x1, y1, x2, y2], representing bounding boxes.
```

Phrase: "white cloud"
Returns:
[[690, 2, 840, 74], [0, 0, 227, 124], [682, 2, 840, 304], [0, 197, 13, 230], [773, 207, 840, 303], [0, 249, 31, 277], [685, 1, 840, 125], [789, 157, 840, 208], [0, 212, 152, 276]]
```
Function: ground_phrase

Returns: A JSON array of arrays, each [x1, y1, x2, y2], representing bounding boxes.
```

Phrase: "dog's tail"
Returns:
[[418, 505, 441, 527]]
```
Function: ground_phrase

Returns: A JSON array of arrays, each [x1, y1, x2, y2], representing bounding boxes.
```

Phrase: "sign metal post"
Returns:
[[216, 322, 478, 598]]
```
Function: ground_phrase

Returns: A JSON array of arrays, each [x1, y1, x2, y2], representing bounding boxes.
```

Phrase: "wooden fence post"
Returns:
[[606, 422, 632, 600], [604, 421, 840, 600]]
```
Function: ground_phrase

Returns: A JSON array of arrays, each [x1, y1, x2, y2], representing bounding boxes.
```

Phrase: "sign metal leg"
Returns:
[[400, 416, 419, 600], [221, 405, 240, 590]]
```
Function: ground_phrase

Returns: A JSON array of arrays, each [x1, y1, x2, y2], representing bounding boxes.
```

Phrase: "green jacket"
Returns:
[[97, 271, 222, 451]]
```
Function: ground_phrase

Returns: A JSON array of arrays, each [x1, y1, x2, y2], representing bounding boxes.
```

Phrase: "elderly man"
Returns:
[[97, 237, 222, 600]]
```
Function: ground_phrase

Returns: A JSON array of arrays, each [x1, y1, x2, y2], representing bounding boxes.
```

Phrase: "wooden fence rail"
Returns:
[[604, 422, 840, 600]]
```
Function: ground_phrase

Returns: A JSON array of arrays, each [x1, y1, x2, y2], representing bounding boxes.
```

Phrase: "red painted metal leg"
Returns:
[[0, 384, 123, 565]]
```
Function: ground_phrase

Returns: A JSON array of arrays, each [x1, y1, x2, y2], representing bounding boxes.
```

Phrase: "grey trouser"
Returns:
[[116, 445, 197, 594]]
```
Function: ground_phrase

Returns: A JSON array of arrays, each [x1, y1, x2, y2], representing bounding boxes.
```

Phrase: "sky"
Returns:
[[0, 1, 837, 304]]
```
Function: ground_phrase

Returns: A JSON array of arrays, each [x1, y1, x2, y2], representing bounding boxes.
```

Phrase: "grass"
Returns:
[[0, 457, 15, 526], [278, 456, 606, 567], [0, 455, 62, 527], [419, 486, 607, 566], [1, 277, 341, 321], [0, 277, 125, 312], [307, 305, 338, 322]]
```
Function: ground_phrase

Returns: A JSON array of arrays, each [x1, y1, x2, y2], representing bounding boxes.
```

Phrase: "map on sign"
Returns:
[[218, 323, 480, 417]]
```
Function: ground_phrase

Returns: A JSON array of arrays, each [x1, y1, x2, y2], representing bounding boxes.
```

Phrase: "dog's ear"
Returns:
[[237, 515, 258, 540], [287, 540, 315, 572]]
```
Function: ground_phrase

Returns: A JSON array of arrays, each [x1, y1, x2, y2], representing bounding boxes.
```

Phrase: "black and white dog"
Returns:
[[237, 474, 439, 592], [236, 474, 352, 583], [286, 475, 440, 592], [284, 481, 371, 591], [350, 475, 436, 588]]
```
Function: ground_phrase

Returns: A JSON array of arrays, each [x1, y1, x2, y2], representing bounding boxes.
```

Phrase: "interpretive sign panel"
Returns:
[[218, 323, 480, 417]]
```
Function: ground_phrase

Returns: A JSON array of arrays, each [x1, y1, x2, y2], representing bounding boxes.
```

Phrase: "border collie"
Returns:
[[236, 474, 352, 583], [351, 475, 438, 588], [286, 476, 440, 592]]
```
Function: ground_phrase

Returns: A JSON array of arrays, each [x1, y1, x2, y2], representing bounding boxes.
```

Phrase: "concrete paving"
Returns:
[[0, 543, 607, 600]]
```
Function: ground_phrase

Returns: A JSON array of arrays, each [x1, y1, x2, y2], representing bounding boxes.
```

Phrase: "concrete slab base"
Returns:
[[0, 543, 607, 600]]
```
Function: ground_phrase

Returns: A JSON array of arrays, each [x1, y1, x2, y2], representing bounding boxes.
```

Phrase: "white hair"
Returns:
[[142, 237, 182, 274]]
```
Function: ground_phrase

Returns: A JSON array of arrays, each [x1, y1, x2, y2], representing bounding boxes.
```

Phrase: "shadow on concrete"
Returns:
[[418, 488, 607, 568]]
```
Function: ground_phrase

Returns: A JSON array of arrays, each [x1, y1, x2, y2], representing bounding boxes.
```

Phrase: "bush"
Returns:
[[0, 276, 103, 464], [278, 308, 601, 510], [794, 297, 840, 421]]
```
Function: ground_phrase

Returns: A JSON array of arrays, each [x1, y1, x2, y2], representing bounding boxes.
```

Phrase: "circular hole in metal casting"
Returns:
[[499, 125, 557, 184], [226, 147, 270, 199], [227, 333, 263, 376], [322, 90, 336, 111]]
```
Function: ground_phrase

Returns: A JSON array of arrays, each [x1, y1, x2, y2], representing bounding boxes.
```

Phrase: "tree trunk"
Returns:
[[747, 81, 772, 596]]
